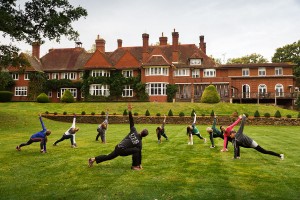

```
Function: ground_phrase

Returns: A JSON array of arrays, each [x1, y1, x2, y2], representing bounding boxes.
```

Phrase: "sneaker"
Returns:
[[53, 143, 57, 146], [16, 146, 20, 151], [71, 145, 77, 148], [88, 158, 94, 167], [280, 154, 284, 160], [131, 166, 142, 170], [204, 138, 207, 143], [221, 148, 228, 152], [210, 145, 215, 148]]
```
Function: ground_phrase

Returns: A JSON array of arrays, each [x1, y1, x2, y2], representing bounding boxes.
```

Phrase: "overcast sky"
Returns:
[[5, 0, 300, 63]]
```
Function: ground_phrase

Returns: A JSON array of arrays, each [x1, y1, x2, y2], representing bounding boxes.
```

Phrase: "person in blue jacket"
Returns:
[[88, 104, 149, 170], [16, 114, 51, 153]]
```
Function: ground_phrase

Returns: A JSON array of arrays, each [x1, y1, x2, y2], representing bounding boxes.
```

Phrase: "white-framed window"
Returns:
[[122, 85, 133, 97], [52, 73, 59, 80], [146, 83, 167, 96], [24, 73, 29, 80], [122, 70, 133, 78], [258, 67, 266, 76], [60, 88, 77, 98], [275, 67, 283, 76], [190, 59, 202, 65], [192, 69, 200, 78], [89, 84, 110, 96], [61, 72, 77, 80], [242, 84, 250, 98], [69, 72, 76, 80], [15, 86, 27, 96], [145, 67, 169, 76], [91, 70, 110, 77], [79, 72, 84, 79], [12, 73, 19, 80], [203, 69, 216, 77], [242, 68, 249, 76], [174, 69, 189, 76], [275, 84, 284, 97], [48, 91, 52, 98], [258, 84, 267, 96]]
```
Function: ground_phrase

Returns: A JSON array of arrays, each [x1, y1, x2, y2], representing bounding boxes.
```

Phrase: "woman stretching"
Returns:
[[156, 115, 168, 144], [220, 115, 242, 152], [187, 113, 206, 145], [96, 110, 109, 143], [206, 115, 224, 148]]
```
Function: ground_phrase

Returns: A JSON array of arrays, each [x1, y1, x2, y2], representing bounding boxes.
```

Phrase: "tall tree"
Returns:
[[272, 40, 300, 77], [0, 0, 87, 68], [227, 53, 268, 64]]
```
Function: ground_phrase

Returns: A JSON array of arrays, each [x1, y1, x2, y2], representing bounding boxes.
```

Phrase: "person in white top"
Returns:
[[53, 114, 79, 148], [96, 110, 109, 143]]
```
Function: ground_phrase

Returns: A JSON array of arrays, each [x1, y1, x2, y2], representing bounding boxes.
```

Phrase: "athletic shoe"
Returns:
[[280, 154, 284, 160], [131, 166, 142, 170], [221, 148, 228, 152], [210, 145, 215, 148], [71, 145, 77, 148], [88, 158, 94, 167], [16, 146, 20, 151], [204, 138, 207, 143]]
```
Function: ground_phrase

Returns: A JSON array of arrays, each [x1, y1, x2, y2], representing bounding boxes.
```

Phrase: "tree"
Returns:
[[166, 84, 178, 102], [0, 0, 87, 68], [200, 85, 220, 103], [272, 40, 300, 77], [227, 53, 268, 64], [0, 71, 15, 90]]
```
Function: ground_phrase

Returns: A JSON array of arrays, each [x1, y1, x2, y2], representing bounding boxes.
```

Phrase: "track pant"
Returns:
[[54, 134, 74, 145], [96, 130, 106, 142], [19, 138, 43, 149], [95, 145, 142, 166], [234, 145, 281, 158]]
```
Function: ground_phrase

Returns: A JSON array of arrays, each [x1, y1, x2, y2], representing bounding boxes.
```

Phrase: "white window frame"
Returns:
[[174, 69, 189, 77], [122, 85, 133, 97], [122, 70, 133, 78], [60, 88, 77, 98], [12, 73, 19, 80], [275, 67, 283, 76], [15, 86, 27, 96], [52, 73, 59, 80], [192, 69, 200, 78], [69, 72, 76, 80], [190, 59, 202, 65], [258, 84, 267, 95], [91, 70, 110, 77], [146, 83, 167, 96], [203, 69, 216, 77], [258, 67, 266, 76], [242, 84, 250, 98], [89, 84, 110, 96], [242, 68, 249, 77], [275, 84, 284, 97], [48, 91, 52, 98], [145, 67, 169, 76], [24, 73, 29, 80]]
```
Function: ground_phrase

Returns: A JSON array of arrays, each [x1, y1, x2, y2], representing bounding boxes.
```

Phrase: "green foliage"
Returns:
[[166, 84, 178, 102], [91, 112, 95, 115], [298, 112, 300, 118], [134, 82, 149, 101], [210, 110, 214, 117], [0, 91, 13, 102], [145, 109, 150, 116], [191, 109, 195, 117], [123, 109, 128, 116], [46, 79, 82, 90], [45, 111, 49, 114], [0, 72, 15, 90], [254, 110, 260, 117], [168, 109, 173, 116], [200, 85, 220, 103], [54, 112, 58, 115], [81, 111, 86, 115], [286, 114, 292, 118], [244, 113, 249, 117], [28, 72, 48, 100], [179, 112, 185, 117], [134, 112, 138, 116], [36, 93, 50, 103], [227, 53, 269, 64], [264, 113, 270, 118], [274, 110, 281, 118], [63, 111, 67, 115], [295, 95, 300, 110], [109, 71, 125, 100], [201, 113, 205, 117], [61, 89, 74, 103], [101, 111, 105, 115], [156, 113, 161, 116]]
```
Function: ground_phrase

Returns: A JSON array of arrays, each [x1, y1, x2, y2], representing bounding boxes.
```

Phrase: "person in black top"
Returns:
[[230, 114, 284, 160], [156, 115, 168, 144], [88, 104, 149, 170]]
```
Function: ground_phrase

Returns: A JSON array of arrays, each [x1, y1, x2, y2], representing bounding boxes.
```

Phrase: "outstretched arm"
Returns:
[[71, 114, 76, 129], [128, 104, 134, 129], [226, 115, 242, 133], [236, 114, 247, 136], [39, 114, 46, 131], [193, 113, 197, 124], [161, 115, 166, 129]]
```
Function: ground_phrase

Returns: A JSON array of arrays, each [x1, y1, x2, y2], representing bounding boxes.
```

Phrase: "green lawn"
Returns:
[[0, 102, 299, 199]]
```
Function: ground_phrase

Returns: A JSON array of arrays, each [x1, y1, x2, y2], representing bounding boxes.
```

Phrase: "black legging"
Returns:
[[54, 134, 74, 145], [254, 145, 281, 157], [19, 138, 43, 149], [95, 145, 142, 166]]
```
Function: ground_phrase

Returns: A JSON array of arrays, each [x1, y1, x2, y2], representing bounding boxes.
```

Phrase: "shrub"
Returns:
[[91, 112, 95, 115], [168, 109, 173, 116], [54, 112, 58, 115], [264, 113, 270, 118], [123, 109, 128, 116], [0, 91, 13, 102], [179, 112, 185, 117], [200, 85, 220, 103], [101, 111, 105, 115], [45, 111, 49, 114], [63, 111, 67, 115], [232, 111, 238, 117], [145, 109, 150, 116], [81, 111, 86, 115], [286, 114, 292, 118], [156, 113, 161, 116], [191, 109, 195, 117], [210, 110, 214, 117], [36, 93, 49, 103], [274, 110, 281, 118], [61, 89, 74, 103], [113, 113, 116, 115], [134, 112, 138, 116], [201, 113, 205, 117], [298, 112, 300, 118], [254, 110, 260, 117]]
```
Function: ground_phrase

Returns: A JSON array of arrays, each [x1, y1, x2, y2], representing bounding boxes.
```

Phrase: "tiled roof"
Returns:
[[84, 49, 113, 69], [114, 50, 141, 69], [221, 62, 296, 68], [7, 53, 43, 72], [143, 55, 171, 66]]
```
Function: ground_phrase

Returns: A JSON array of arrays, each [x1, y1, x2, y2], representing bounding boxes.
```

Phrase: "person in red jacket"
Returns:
[[88, 104, 149, 170], [16, 114, 51, 153], [220, 115, 242, 152]]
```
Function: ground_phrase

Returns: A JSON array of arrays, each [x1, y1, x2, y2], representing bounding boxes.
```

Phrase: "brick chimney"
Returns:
[[32, 42, 40, 59], [159, 32, 168, 45], [95, 35, 106, 52], [199, 35, 206, 54], [117, 39, 122, 48], [172, 29, 179, 62], [142, 33, 149, 62]]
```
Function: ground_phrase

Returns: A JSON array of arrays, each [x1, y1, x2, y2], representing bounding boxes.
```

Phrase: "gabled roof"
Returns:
[[40, 48, 87, 71], [109, 47, 143, 66], [7, 53, 43, 72], [114, 50, 141, 69], [143, 55, 171, 66], [84, 49, 113, 69]]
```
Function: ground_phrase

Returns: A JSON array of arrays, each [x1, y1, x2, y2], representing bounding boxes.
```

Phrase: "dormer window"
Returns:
[[190, 59, 202, 65]]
